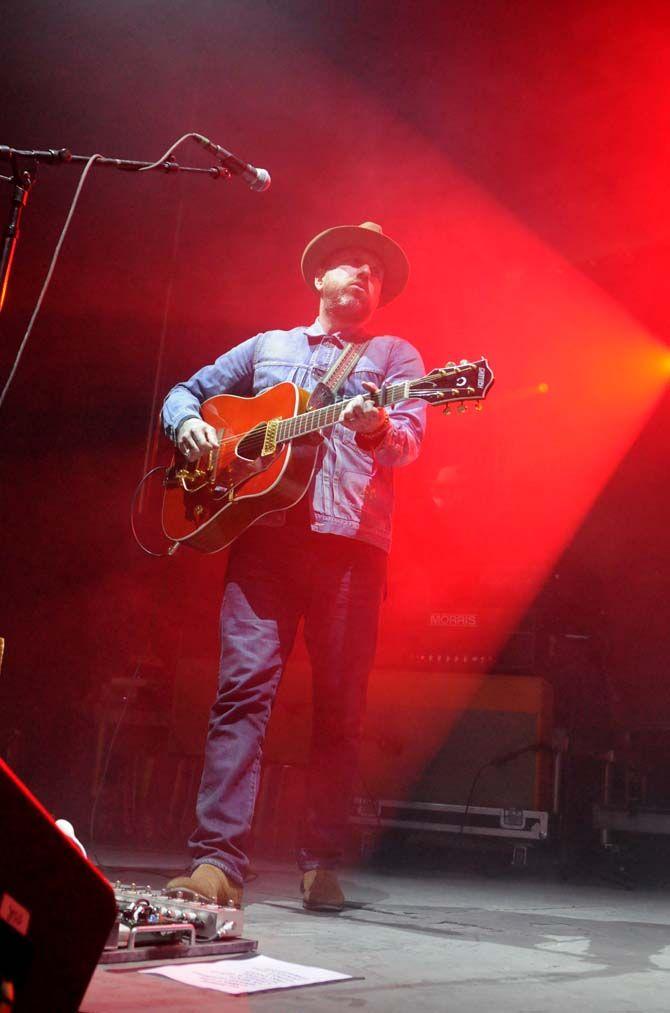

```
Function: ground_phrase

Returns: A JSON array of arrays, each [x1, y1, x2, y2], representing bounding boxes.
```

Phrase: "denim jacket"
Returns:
[[162, 319, 426, 553]]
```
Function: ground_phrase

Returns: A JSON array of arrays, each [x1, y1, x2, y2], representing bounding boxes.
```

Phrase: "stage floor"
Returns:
[[83, 844, 670, 1011]]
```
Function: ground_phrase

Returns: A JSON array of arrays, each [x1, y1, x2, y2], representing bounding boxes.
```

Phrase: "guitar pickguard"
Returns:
[[212, 450, 277, 501]]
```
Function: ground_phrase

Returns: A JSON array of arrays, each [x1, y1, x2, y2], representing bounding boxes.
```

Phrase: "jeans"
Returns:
[[188, 514, 387, 885]]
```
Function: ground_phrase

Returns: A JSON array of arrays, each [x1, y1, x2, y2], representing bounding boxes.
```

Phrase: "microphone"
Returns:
[[193, 134, 271, 192]]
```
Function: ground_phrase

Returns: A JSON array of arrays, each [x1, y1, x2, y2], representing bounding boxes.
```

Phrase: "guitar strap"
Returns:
[[308, 338, 370, 410]]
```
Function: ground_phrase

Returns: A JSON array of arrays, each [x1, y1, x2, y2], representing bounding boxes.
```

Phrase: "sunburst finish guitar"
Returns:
[[161, 358, 494, 553]]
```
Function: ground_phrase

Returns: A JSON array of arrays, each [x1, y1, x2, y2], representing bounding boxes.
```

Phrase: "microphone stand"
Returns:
[[0, 144, 231, 313], [0, 152, 38, 312]]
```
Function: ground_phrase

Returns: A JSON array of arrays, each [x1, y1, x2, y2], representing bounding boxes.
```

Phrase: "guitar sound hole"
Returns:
[[236, 424, 266, 461]]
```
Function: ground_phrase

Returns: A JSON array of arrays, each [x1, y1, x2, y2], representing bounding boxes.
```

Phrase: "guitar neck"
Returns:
[[276, 381, 412, 444]]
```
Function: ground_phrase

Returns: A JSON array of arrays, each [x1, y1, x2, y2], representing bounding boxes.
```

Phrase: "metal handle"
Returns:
[[127, 922, 196, 950]]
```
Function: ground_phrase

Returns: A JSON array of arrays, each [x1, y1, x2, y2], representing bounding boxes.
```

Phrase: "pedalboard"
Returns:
[[99, 882, 257, 964]]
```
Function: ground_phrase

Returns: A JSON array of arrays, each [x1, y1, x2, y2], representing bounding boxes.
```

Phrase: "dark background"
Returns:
[[1, 0, 670, 824]]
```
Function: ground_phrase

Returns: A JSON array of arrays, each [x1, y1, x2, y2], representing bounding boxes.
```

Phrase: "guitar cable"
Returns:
[[130, 464, 180, 557]]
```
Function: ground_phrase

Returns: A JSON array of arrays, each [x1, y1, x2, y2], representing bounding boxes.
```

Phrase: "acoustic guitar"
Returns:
[[162, 358, 494, 553]]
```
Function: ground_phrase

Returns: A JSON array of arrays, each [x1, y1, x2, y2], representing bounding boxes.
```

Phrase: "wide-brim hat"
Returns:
[[300, 221, 409, 306]]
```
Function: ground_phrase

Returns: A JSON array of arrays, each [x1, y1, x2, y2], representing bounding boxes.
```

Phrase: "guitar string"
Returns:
[[185, 384, 477, 459], [179, 361, 483, 458], [192, 392, 395, 453], [185, 382, 472, 451]]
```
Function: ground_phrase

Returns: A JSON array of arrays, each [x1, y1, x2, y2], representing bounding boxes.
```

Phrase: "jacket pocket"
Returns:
[[332, 469, 392, 529], [253, 360, 306, 391]]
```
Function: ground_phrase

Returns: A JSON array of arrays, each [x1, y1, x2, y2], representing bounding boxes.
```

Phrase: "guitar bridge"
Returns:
[[171, 448, 217, 493], [175, 467, 208, 492]]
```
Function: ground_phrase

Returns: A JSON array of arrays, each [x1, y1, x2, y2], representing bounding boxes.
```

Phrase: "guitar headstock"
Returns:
[[410, 357, 495, 411]]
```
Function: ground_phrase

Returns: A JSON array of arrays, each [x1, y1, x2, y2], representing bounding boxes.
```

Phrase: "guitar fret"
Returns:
[[276, 365, 470, 447], [280, 391, 390, 445]]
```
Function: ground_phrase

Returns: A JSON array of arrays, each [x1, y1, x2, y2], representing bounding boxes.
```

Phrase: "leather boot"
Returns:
[[167, 863, 243, 907], [301, 869, 345, 911]]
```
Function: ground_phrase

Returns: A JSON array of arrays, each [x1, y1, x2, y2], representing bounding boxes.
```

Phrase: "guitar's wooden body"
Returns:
[[160, 356, 495, 554], [162, 382, 317, 553]]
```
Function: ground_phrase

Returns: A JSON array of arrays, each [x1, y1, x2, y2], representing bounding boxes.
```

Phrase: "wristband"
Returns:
[[355, 410, 390, 450]]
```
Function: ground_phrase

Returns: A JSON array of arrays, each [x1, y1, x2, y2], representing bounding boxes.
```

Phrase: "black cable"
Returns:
[[458, 759, 495, 838], [458, 743, 551, 838]]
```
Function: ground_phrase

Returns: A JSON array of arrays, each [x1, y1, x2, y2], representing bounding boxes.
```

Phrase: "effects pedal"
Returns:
[[100, 882, 257, 964]]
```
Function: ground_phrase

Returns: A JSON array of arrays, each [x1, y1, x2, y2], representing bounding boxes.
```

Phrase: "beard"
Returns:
[[324, 285, 370, 324]]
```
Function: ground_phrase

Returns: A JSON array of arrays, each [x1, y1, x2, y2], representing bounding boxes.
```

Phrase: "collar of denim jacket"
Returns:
[[303, 318, 370, 343]]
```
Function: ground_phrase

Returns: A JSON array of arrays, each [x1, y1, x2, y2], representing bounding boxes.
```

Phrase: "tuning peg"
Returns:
[[475, 402, 482, 412], [443, 405, 451, 415], [457, 403, 467, 414], [459, 358, 469, 365]]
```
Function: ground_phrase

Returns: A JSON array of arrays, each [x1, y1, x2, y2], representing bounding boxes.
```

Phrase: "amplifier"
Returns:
[[404, 630, 535, 673], [360, 671, 554, 811], [377, 608, 537, 673], [265, 665, 553, 812]]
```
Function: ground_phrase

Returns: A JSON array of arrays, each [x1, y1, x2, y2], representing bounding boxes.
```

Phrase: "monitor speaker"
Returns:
[[0, 759, 117, 1012]]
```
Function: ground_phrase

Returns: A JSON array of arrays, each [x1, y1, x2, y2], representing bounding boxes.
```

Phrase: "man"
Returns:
[[162, 222, 426, 910]]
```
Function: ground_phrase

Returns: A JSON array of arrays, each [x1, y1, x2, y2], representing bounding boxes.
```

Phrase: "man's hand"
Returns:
[[177, 417, 220, 461], [340, 381, 388, 435]]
